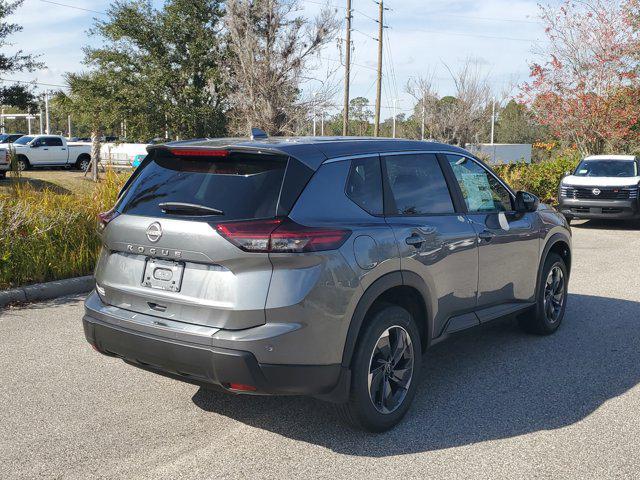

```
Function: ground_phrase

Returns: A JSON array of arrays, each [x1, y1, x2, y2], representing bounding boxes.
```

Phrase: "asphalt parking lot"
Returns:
[[2, 220, 640, 480]]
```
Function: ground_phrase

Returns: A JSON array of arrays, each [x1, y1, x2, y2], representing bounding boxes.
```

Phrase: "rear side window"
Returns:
[[44, 137, 63, 146], [116, 151, 288, 221], [383, 153, 455, 215], [346, 156, 383, 215]]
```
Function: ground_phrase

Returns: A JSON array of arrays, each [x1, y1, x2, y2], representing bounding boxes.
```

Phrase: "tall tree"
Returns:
[[348, 97, 373, 136], [0, 0, 43, 109], [82, 0, 226, 141], [56, 72, 125, 181], [495, 100, 545, 144], [407, 60, 493, 146], [224, 0, 338, 136], [521, 0, 640, 155]]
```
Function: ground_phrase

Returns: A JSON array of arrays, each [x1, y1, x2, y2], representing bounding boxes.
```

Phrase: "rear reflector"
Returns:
[[228, 383, 257, 392], [169, 148, 228, 157], [216, 218, 351, 253], [97, 208, 120, 232]]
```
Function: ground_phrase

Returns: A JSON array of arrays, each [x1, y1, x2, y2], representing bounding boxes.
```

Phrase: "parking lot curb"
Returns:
[[0, 276, 94, 307]]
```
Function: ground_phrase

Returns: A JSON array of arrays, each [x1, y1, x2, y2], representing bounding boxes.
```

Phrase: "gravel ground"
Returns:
[[2, 220, 640, 480]]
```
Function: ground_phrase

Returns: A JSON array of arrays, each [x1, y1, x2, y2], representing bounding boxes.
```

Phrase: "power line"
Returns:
[[38, 0, 107, 15], [320, 56, 377, 72], [405, 27, 536, 42], [0, 77, 66, 88], [352, 28, 377, 41], [424, 12, 540, 24]]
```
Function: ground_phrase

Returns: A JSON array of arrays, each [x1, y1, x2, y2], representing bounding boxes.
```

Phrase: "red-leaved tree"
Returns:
[[521, 0, 640, 155]]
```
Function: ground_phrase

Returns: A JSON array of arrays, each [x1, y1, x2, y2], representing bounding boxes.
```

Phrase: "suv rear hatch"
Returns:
[[95, 146, 313, 330]]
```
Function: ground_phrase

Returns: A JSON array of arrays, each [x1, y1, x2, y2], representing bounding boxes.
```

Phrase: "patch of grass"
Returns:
[[0, 170, 128, 289], [0, 170, 100, 196]]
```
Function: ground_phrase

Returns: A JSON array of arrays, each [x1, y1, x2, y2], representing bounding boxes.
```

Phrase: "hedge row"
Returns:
[[493, 150, 581, 204], [0, 171, 126, 290]]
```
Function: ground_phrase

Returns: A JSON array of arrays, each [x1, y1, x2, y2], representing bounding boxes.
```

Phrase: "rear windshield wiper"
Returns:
[[159, 202, 224, 216]]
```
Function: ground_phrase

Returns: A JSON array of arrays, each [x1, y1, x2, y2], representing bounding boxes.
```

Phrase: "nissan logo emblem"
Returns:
[[592, 188, 601, 196], [146, 222, 162, 243]]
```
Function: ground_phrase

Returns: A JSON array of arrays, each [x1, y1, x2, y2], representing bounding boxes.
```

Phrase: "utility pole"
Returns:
[[39, 105, 43, 134], [373, 0, 385, 137], [490, 98, 496, 164], [44, 90, 50, 135], [421, 102, 425, 141], [392, 98, 398, 138], [321, 109, 325, 136], [68, 115, 72, 138], [490, 97, 495, 144], [313, 104, 317, 136], [342, 0, 352, 136]]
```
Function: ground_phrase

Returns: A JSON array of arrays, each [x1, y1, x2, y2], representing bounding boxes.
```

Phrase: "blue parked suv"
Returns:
[[83, 136, 572, 431]]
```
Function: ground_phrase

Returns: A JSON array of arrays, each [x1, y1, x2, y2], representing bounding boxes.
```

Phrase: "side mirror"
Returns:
[[30, 143, 39, 148], [515, 191, 539, 213], [564, 170, 571, 177]]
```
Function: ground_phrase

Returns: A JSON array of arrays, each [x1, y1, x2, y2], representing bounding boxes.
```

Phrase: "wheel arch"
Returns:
[[341, 271, 433, 368], [537, 233, 572, 296]]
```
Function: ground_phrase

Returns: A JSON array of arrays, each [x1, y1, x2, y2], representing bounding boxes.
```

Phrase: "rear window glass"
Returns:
[[346, 156, 383, 215], [116, 151, 288, 221]]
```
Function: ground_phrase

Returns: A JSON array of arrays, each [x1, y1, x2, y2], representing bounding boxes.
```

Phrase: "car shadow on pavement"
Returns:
[[572, 219, 640, 230], [192, 293, 640, 456]]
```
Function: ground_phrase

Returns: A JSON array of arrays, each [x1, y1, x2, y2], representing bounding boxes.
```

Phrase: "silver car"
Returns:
[[83, 136, 572, 432]]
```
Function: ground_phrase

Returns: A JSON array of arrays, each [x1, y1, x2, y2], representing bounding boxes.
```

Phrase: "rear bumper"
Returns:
[[558, 198, 640, 219], [83, 293, 348, 401]]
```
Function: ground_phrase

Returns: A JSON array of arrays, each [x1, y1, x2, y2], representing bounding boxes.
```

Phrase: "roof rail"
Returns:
[[251, 128, 268, 140]]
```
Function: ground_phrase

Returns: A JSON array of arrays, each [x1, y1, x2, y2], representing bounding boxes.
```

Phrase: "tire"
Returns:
[[519, 253, 568, 335], [16, 156, 29, 171], [336, 304, 422, 432], [76, 155, 91, 172]]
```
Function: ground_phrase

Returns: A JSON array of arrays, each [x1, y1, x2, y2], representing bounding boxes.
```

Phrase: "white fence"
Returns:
[[466, 143, 532, 165], [100, 143, 150, 167]]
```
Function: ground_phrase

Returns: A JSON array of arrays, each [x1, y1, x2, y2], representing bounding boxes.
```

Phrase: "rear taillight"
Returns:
[[97, 208, 120, 232], [215, 218, 351, 253]]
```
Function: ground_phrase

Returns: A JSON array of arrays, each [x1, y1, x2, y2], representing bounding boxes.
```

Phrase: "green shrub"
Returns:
[[0, 171, 127, 290], [494, 150, 581, 204]]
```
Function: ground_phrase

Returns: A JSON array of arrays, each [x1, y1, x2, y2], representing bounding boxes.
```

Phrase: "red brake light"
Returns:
[[227, 383, 257, 392], [97, 208, 120, 232], [215, 218, 351, 253], [170, 148, 228, 157]]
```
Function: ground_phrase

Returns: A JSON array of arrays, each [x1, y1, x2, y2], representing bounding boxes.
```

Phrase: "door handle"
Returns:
[[478, 230, 496, 242], [405, 234, 426, 247], [43, 148, 49, 150]]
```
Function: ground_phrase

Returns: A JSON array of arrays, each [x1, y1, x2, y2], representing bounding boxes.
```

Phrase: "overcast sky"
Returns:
[[6, 0, 551, 119]]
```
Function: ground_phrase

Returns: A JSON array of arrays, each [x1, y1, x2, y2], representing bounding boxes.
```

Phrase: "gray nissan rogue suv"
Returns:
[[83, 136, 572, 432]]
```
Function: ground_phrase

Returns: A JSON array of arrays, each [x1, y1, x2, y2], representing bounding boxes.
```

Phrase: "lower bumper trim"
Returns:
[[83, 314, 345, 399]]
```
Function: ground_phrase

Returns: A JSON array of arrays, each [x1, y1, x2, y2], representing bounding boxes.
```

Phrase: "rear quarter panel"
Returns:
[[263, 160, 400, 365]]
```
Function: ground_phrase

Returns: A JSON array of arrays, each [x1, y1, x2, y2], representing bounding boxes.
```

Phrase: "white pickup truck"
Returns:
[[1, 135, 92, 172], [558, 154, 640, 221]]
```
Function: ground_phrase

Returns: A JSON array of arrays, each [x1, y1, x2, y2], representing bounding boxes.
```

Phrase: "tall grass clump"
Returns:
[[494, 150, 581, 204], [0, 170, 127, 290]]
